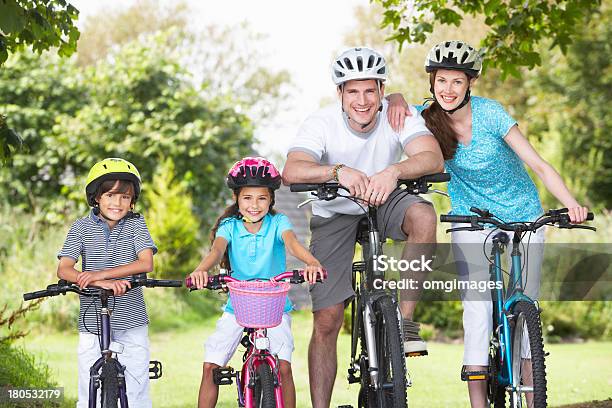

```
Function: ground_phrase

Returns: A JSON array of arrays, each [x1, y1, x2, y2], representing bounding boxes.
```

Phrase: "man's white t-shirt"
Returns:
[[288, 99, 431, 218]]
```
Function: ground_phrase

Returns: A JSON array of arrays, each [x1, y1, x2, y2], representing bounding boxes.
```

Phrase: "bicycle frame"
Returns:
[[88, 290, 129, 408], [489, 231, 535, 392]]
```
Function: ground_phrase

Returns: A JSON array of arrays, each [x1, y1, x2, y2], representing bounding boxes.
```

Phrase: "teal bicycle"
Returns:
[[441, 207, 595, 408]]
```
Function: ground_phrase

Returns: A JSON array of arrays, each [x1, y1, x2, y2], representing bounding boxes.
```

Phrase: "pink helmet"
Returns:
[[226, 157, 282, 190]]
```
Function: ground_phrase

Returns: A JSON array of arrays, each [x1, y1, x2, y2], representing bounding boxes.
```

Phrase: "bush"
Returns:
[[145, 158, 201, 280]]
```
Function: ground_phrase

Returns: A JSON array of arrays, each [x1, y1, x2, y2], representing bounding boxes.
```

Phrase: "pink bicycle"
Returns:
[[186, 269, 325, 408]]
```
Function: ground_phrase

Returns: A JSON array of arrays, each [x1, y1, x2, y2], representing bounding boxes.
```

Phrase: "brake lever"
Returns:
[[430, 188, 449, 197], [446, 226, 484, 233], [298, 197, 317, 208], [562, 224, 597, 231]]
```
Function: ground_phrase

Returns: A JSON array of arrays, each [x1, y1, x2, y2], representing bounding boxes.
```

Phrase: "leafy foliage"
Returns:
[[0, 114, 24, 165], [0, 31, 254, 226], [374, 0, 601, 78], [75, 1, 291, 124], [0, 0, 80, 65], [145, 158, 201, 280]]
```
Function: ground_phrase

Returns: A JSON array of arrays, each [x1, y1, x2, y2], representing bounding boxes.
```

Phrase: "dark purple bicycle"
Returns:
[[23, 274, 182, 408]]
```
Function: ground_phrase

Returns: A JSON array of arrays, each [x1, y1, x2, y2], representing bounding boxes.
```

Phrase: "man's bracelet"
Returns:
[[332, 164, 345, 182]]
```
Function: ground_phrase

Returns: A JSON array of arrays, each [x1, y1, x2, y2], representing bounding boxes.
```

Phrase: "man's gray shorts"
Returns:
[[309, 190, 433, 312]]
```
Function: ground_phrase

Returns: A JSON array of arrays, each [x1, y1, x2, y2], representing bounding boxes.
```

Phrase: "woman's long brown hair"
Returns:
[[210, 188, 277, 270], [421, 72, 464, 160]]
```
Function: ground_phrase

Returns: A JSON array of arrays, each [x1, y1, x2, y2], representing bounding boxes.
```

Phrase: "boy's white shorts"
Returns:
[[77, 325, 151, 408], [204, 312, 294, 366]]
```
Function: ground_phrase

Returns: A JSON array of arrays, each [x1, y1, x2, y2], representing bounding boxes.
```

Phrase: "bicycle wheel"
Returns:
[[100, 360, 119, 408], [373, 295, 407, 408], [510, 301, 547, 408], [488, 344, 506, 408], [253, 363, 276, 408]]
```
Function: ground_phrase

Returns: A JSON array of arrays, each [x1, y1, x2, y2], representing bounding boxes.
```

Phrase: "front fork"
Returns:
[[242, 330, 285, 408], [362, 301, 379, 388]]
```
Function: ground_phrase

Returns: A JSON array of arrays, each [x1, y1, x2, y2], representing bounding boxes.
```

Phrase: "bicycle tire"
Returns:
[[253, 363, 276, 408], [373, 295, 408, 408], [510, 301, 547, 408], [100, 360, 119, 408]]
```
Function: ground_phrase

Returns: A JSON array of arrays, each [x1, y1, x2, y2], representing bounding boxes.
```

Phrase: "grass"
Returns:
[[17, 310, 612, 408]]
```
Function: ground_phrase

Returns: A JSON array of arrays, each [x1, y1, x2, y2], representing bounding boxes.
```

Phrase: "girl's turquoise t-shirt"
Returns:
[[416, 96, 543, 222], [216, 213, 294, 313]]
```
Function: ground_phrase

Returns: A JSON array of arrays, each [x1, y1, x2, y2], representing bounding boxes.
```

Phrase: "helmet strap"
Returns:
[[432, 87, 471, 115]]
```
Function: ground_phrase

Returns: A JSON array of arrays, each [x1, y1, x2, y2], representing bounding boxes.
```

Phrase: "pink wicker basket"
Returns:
[[227, 281, 290, 328]]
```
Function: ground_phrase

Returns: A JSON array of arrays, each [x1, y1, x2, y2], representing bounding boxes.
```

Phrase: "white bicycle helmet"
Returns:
[[331, 47, 387, 86], [425, 40, 482, 77]]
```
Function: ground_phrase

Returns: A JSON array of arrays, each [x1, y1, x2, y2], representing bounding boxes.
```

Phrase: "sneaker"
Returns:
[[402, 319, 428, 357]]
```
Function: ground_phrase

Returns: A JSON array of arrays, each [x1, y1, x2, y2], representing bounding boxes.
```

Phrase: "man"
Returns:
[[282, 47, 444, 408]]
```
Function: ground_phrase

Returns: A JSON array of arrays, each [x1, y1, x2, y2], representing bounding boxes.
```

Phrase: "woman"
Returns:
[[387, 40, 588, 408]]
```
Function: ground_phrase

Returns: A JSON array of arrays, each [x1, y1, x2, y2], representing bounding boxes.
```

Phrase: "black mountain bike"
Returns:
[[291, 173, 449, 408], [23, 274, 182, 408]]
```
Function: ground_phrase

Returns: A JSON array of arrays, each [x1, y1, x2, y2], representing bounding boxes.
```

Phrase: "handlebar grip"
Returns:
[[422, 173, 451, 183], [290, 184, 322, 192], [559, 212, 595, 223], [23, 290, 52, 301], [151, 279, 183, 287], [440, 214, 474, 224]]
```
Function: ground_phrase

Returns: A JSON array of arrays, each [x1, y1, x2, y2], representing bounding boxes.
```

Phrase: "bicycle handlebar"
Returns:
[[185, 269, 328, 291], [23, 274, 183, 301], [290, 183, 338, 193], [290, 173, 450, 197], [440, 207, 595, 233]]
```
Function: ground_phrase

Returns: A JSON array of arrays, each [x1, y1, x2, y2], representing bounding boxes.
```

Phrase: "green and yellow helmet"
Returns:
[[85, 158, 141, 207]]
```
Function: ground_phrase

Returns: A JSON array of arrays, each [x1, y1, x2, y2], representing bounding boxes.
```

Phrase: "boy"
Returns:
[[57, 158, 156, 408]]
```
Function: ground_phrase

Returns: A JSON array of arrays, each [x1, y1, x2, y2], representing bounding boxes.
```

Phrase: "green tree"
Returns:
[[75, 0, 291, 124], [0, 0, 80, 163], [75, 0, 189, 67], [524, 6, 611, 209], [0, 31, 255, 226], [145, 158, 201, 280], [0, 114, 23, 165], [374, 0, 601, 78], [0, 0, 79, 65]]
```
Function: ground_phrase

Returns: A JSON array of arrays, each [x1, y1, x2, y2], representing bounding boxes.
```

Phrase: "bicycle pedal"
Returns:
[[337, 405, 354, 408], [406, 350, 428, 357], [460, 366, 488, 381], [213, 366, 236, 386], [149, 360, 163, 380]]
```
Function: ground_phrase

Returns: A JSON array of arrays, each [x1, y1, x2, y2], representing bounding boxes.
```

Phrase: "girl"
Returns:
[[387, 40, 588, 408], [188, 157, 323, 408]]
